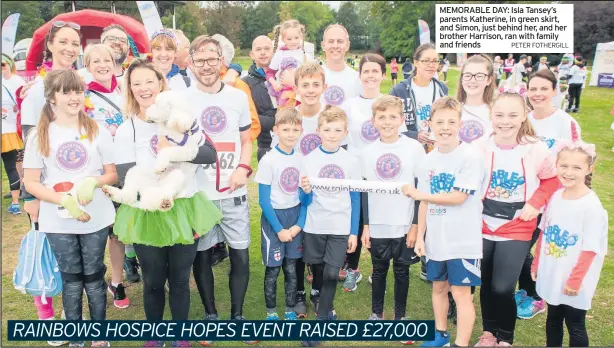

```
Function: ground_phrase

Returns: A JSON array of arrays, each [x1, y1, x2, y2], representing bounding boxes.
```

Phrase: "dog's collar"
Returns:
[[166, 120, 199, 147]]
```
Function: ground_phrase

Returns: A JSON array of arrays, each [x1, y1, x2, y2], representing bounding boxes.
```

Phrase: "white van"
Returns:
[[12, 38, 32, 71]]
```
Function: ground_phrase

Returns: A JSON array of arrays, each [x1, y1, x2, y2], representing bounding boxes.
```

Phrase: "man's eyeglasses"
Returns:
[[51, 21, 81, 31], [462, 73, 489, 81], [103, 35, 128, 45], [191, 57, 221, 68], [419, 59, 440, 66]]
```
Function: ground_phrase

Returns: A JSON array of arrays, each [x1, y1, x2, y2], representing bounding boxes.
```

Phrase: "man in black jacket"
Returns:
[[242, 35, 276, 162]]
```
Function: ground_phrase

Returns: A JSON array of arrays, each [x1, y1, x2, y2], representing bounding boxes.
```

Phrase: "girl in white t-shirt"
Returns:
[[150, 29, 189, 91], [457, 54, 496, 145], [532, 141, 607, 347], [23, 70, 117, 348], [267, 19, 312, 108], [83, 43, 132, 310]]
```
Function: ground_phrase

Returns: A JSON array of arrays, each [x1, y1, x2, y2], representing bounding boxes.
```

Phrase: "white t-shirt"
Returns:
[[23, 123, 116, 234], [512, 62, 526, 85], [271, 105, 324, 156], [20, 77, 45, 127], [528, 109, 581, 151], [361, 136, 425, 239], [441, 60, 450, 72], [254, 146, 302, 209], [85, 88, 124, 137], [418, 143, 485, 260], [269, 48, 313, 77], [344, 95, 407, 154], [321, 64, 362, 108], [188, 85, 252, 201], [536, 189, 608, 310], [460, 104, 491, 144], [2, 75, 25, 134], [167, 74, 189, 91], [568, 65, 587, 85], [412, 80, 439, 133], [113, 115, 200, 199], [301, 147, 360, 235]]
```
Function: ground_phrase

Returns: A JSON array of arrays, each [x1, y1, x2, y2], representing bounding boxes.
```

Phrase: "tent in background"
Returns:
[[589, 41, 614, 88]]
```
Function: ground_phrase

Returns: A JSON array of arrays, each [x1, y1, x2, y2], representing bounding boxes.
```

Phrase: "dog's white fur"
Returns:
[[104, 90, 203, 211]]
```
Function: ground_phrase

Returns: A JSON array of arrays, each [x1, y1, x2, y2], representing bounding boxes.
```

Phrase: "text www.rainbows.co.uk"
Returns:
[[311, 184, 402, 195]]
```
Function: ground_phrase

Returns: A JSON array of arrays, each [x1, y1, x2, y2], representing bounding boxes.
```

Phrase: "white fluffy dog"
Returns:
[[103, 90, 204, 211]]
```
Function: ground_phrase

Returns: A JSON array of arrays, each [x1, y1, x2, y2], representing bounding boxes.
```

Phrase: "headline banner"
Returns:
[[308, 178, 408, 195], [8, 320, 435, 342]]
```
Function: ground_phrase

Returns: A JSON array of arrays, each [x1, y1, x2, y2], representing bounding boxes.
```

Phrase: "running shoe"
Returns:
[[7, 203, 22, 215], [399, 317, 415, 345], [367, 313, 383, 320], [474, 332, 497, 347], [421, 331, 450, 347], [266, 312, 279, 320], [107, 283, 130, 309], [233, 315, 259, 345], [199, 313, 218, 346], [517, 298, 546, 319], [284, 311, 298, 320], [295, 291, 307, 318], [342, 268, 362, 292], [170, 341, 191, 347], [514, 289, 528, 306]]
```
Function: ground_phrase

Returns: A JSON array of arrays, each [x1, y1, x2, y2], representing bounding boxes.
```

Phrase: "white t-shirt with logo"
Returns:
[[321, 64, 362, 108], [301, 147, 360, 235], [528, 109, 581, 151], [113, 115, 201, 199], [188, 85, 251, 201], [343, 95, 407, 154], [23, 123, 116, 234], [418, 143, 485, 260], [254, 147, 302, 209], [86, 88, 124, 137], [362, 136, 425, 239], [271, 105, 324, 156], [536, 189, 608, 310], [2, 75, 25, 134], [460, 104, 491, 144], [269, 49, 312, 77], [412, 80, 439, 133]]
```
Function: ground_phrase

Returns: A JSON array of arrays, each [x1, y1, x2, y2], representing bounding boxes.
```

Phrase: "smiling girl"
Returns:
[[476, 92, 560, 347]]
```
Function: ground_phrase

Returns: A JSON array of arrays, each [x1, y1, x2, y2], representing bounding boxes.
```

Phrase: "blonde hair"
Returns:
[[318, 105, 348, 128], [272, 19, 305, 53], [430, 97, 462, 120], [491, 93, 536, 144], [295, 62, 325, 86], [190, 35, 222, 57], [124, 58, 168, 117], [2, 53, 17, 74], [557, 145, 596, 188], [37, 70, 98, 157], [151, 33, 177, 51], [84, 44, 116, 68], [372, 95, 403, 118], [457, 54, 496, 104], [275, 107, 302, 126]]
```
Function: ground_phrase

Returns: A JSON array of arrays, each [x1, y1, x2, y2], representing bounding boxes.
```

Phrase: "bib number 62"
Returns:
[[203, 153, 235, 170]]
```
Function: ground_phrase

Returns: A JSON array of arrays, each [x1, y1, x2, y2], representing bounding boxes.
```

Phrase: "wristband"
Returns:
[[237, 164, 253, 178]]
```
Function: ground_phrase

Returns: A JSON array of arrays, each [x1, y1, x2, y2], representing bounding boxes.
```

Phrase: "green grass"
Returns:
[[2, 62, 614, 347]]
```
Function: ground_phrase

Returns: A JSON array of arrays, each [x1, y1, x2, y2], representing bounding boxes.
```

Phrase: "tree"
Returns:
[[572, 1, 614, 60], [239, 1, 281, 49], [336, 2, 367, 49], [201, 1, 249, 49], [161, 1, 206, 40], [278, 1, 334, 49]]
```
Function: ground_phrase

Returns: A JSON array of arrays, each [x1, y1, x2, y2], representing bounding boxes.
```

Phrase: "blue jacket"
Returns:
[[389, 77, 448, 140]]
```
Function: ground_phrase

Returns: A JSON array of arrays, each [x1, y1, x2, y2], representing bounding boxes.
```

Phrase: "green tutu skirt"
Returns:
[[114, 192, 222, 247]]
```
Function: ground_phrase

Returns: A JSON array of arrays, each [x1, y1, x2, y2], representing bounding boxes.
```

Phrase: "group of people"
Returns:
[[1, 15, 608, 348]]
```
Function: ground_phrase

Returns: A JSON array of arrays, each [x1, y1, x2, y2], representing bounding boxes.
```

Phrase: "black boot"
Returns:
[[124, 255, 141, 283]]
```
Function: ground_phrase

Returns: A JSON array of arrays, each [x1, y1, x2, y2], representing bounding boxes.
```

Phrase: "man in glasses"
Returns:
[[187, 35, 256, 337], [79, 24, 129, 84]]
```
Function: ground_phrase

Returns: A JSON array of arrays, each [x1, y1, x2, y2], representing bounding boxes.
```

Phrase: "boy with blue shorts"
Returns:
[[403, 97, 485, 347], [255, 108, 307, 320]]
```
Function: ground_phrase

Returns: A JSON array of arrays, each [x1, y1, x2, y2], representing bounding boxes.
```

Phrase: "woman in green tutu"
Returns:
[[108, 58, 221, 346]]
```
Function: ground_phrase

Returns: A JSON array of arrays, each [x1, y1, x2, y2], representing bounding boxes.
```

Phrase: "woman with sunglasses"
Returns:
[[109, 59, 221, 347], [2, 54, 26, 214], [83, 44, 133, 310], [150, 29, 190, 90]]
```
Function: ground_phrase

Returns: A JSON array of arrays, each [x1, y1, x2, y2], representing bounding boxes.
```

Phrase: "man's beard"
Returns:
[[115, 52, 128, 66], [193, 68, 221, 87]]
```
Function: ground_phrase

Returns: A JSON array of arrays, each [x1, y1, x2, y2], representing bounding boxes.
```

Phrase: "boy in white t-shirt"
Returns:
[[360, 96, 425, 323], [254, 108, 307, 321], [300, 106, 360, 334], [403, 97, 485, 347]]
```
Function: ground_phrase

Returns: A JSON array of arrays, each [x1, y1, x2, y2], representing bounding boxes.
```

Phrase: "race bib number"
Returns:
[[203, 152, 236, 183]]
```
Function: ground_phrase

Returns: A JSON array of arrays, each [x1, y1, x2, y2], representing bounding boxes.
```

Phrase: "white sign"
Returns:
[[436, 4, 574, 53], [2, 13, 20, 55], [136, 1, 164, 40]]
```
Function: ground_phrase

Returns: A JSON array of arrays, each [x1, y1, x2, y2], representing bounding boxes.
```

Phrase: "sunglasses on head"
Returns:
[[51, 21, 81, 32]]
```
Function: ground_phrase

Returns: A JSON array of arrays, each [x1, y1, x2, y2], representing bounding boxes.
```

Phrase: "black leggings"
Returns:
[[264, 258, 298, 311], [193, 247, 250, 318], [312, 262, 339, 320], [372, 260, 410, 319], [518, 217, 542, 299], [345, 213, 364, 270], [1, 150, 20, 191], [480, 238, 531, 344], [134, 241, 198, 320], [568, 83, 583, 109], [546, 303, 588, 347], [296, 258, 305, 293]]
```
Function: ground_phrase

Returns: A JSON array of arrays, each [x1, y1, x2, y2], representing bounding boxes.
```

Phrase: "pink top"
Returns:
[[390, 61, 399, 73]]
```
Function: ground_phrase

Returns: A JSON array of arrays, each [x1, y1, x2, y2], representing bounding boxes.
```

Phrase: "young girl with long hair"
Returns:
[[23, 69, 117, 348], [476, 91, 560, 347]]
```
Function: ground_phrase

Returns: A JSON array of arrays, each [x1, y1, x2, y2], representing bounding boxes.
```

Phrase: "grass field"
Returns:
[[2, 61, 613, 347]]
